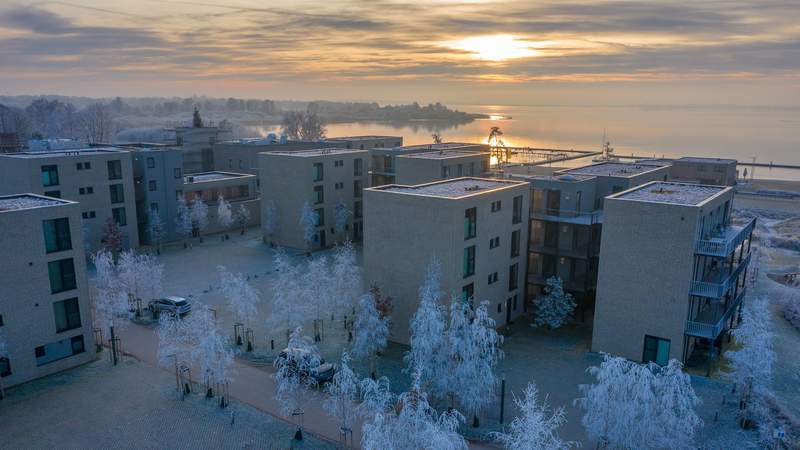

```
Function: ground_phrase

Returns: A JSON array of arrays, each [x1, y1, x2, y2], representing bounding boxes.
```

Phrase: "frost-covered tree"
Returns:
[[334, 200, 351, 239], [190, 195, 209, 242], [270, 249, 309, 340], [361, 373, 468, 450], [118, 250, 164, 316], [175, 195, 193, 247], [218, 265, 260, 348], [323, 352, 359, 440], [370, 284, 394, 320], [147, 208, 165, 254], [235, 204, 250, 235], [404, 257, 449, 398], [352, 293, 389, 378], [331, 240, 362, 313], [191, 306, 234, 405], [304, 255, 332, 341], [575, 355, 702, 450], [216, 194, 233, 238], [91, 250, 130, 359], [274, 327, 320, 438], [491, 382, 574, 450], [100, 217, 123, 257], [299, 201, 319, 253], [448, 299, 504, 427], [532, 277, 576, 329], [264, 199, 279, 245], [725, 295, 775, 428]]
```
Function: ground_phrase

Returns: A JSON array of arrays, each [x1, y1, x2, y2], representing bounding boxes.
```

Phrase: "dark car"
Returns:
[[276, 348, 335, 384], [148, 296, 191, 317]]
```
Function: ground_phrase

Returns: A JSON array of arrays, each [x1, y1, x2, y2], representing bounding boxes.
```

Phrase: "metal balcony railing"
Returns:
[[689, 252, 751, 298], [530, 208, 603, 225], [695, 218, 756, 257], [685, 286, 746, 339]]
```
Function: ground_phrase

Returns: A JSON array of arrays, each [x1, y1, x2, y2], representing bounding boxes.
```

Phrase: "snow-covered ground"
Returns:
[[0, 353, 335, 449]]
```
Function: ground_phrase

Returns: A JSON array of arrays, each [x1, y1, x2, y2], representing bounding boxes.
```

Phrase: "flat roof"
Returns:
[[263, 148, 367, 157], [612, 181, 728, 206], [523, 173, 596, 182], [327, 135, 400, 141], [184, 171, 254, 183], [559, 162, 666, 178], [677, 156, 737, 164], [0, 194, 70, 212], [379, 142, 485, 153], [398, 150, 488, 160], [370, 177, 526, 199], [0, 147, 128, 158]]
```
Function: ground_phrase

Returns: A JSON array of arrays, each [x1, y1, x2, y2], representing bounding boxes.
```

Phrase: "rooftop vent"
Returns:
[[464, 185, 482, 192]]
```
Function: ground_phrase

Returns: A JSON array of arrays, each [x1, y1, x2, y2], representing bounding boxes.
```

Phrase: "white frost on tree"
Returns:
[[304, 255, 332, 341], [118, 250, 164, 315], [218, 265, 260, 347], [575, 354, 702, 450], [352, 293, 389, 378], [361, 373, 468, 450], [447, 298, 504, 426], [404, 256, 449, 399], [175, 195, 193, 245], [270, 249, 309, 339], [264, 199, 279, 244], [92, 250, 130, 342], [532, 276, 576, 329], [190, 195, 209, 240], [725, 295, 775, 428], [216, 194, 233, 232], [147, 207, 165, 252], [299, 201, 319, 251], [491, 381, 575, 450], [273, 327, 320, 416], [331, 240, 362, 313], [191, 306, 234, 402], [334, 200, 351, 236], [235, 204, 251, 235], [323, 352, 359, 437]]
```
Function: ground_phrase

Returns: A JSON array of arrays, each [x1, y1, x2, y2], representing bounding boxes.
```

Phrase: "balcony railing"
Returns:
[[689, 252, 751, 299], [530, 208, 603, 225], [685, 286, 746, 339], [695, 218, 756, 257]]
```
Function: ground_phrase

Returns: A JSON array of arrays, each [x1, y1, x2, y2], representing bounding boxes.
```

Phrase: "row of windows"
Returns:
[[313, 159, 364, 182], [464, 196, 524, 241], [441, 162, 481, 179], [463, 245, 520, 289], [313, 181, 362, 204], [40, 160, 123, 188], [311, 201, 364, 226], [81, 211, 97, 219]]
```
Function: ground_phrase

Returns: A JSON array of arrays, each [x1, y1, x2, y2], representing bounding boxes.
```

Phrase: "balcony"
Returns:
[[685, 286, 746, 339], [695, 218, 756, 257], [689, 252, 751, 298], [530, 208, 603, 225]]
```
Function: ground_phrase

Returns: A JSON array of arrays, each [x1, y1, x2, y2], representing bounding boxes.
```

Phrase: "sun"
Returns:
[[446, 35, 539, 62]]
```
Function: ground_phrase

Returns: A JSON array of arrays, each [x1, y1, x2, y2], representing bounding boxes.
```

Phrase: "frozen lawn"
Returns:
[[0, 354, 335, 449]]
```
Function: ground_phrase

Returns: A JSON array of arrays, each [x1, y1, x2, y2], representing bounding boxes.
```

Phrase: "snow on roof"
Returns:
[[398, 150, 488, 160], [1, 147, 127, 158], [326, 135, 400, 141], [0, 194, 69, 212], [184, 171, 252, 183], [264, 148, 366, 157], [613, 182, 727, 206], [677, 156, 737, 164], [524, 173, 596, 182], [559, 162, 665, 178], [381, 143, 484, 152], [373, 177, 526, 199]]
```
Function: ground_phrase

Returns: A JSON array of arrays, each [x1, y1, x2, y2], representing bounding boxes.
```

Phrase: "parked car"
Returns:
[[276, 347, 335, 384], [148, 296, 191, 317]]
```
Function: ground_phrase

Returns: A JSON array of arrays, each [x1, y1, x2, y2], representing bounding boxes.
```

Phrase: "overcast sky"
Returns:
[[1, 0, 798, 106]]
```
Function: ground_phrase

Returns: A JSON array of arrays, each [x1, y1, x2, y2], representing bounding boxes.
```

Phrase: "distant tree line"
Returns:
[[0, 98, 115, 143]]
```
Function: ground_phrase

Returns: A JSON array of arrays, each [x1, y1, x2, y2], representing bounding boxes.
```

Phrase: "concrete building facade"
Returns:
[[591, 182, 754, 364], [183, 171, 260, 235], [394, 150, 491, 185], [368, 143, 489, 186], [173, 126, 221, 174], [364, 177, 530, 344], [670, 157, 738, 186], [0, 194, 96, 389], [130, 147, 185, 245], [213, 140, 325, 178], [326, 135, 403, 150], [0, 148, 140, 252], [259, 148, 368, 249]]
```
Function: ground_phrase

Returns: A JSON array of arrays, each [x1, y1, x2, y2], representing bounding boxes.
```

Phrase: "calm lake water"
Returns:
[[252, 104, 800, 180]]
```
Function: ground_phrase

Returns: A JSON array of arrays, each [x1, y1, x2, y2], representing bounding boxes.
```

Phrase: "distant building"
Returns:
[[0, 148, 139, 252], [394, 150, 491, 185], [0, 133, 22, 153], [364, 177, 529, 344], [173, 126, 220, 174], [325, 135, 403, 150], [27, 139, 85, 152], [592, 182, 754, 364], [368, 143, 489, 186], [259, 148, 368, 249], [669, 157, 738, 186], [509, 161, 670, 317], [212, 140, 325, 178], [0, 194, 96, 388]]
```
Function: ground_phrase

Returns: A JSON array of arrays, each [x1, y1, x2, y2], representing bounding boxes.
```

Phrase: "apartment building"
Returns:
[[670, 157, 738, 186], [592, 182, 754, 364], [0, 194, 96, 388], [183, 171, 260, 234], [364, 177, 529, 344], [512, 162, 670, 317], [213, 140, 324, 177], [394, 150, 491, 185], [130, 146, 184, 245], [173, 126, 221, 174], [368, 142, 489, 186], [0, 148, 139, 252], [326, 135, 403, 150], [259, 148, 368, 249]]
